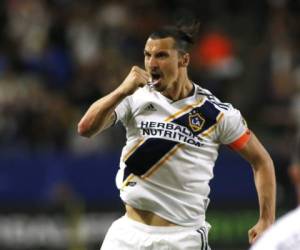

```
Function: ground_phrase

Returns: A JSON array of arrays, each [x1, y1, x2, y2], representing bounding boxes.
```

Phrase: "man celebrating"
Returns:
[[78, 21, 276, 249]]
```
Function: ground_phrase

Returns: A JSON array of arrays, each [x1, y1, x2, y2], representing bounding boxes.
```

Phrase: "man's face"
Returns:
[[144, 37, 182, 92]]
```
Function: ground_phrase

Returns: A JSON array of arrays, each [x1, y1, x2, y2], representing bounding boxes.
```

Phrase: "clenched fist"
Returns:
[[118, 66, 150, 96]]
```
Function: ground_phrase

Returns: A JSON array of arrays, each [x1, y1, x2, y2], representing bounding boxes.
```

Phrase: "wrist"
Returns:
[[116, 84, 136, 96], [114, 85, 132, 98], [259, 215, 275, 225]]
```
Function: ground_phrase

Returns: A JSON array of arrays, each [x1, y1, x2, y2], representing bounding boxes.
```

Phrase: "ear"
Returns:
[[179, 53, 190, 67]]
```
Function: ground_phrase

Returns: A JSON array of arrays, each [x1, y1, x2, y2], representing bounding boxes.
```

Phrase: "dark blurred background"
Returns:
[[0, 0, 299, 249]]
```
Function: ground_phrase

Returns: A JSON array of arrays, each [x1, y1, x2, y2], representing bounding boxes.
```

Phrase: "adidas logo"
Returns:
[[144, 103, 157, 112]]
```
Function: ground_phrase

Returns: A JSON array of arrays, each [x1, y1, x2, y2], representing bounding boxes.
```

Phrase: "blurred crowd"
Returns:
[[0, 0, 299, 204]]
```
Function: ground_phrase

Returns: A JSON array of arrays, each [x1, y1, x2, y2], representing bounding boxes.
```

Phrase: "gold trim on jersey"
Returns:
[[202, 112, 224, 137], [121, 173, 134, 190], [123, 138, 145, 161], [141, 143, 184, 179], [123, 99, 204, 163], [164, 98, 204, 122]]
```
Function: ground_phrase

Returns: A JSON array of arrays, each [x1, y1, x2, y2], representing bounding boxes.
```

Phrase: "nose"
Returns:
[[148, 56, 158, 68]]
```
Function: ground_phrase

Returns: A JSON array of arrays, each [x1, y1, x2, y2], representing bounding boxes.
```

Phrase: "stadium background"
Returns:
[[0, 0, 299, 249]]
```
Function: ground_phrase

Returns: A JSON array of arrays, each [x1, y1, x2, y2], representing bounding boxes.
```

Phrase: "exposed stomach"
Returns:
[[125, 204, 178, 226]]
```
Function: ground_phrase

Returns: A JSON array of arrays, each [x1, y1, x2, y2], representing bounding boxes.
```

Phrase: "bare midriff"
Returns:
[[126, 204, 177, 226]]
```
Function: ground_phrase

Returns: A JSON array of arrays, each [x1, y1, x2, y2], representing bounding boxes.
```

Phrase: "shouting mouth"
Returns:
[[150, 72, 163, 85]]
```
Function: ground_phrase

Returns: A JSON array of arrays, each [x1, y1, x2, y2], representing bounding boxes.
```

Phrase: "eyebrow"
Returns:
[[144, 50, 170, 56], [144, 50, 151, 55]]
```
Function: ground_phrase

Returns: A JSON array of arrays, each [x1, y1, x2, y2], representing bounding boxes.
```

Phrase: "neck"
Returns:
[[162, 72, 193, 101]]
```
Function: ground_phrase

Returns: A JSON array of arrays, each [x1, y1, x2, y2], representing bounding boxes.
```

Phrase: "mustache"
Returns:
[[150, 71, 163, 78], [150, 69, 162, 74]]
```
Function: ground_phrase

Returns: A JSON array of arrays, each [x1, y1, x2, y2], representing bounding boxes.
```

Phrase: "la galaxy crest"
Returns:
[[189, 111, 205, 132]]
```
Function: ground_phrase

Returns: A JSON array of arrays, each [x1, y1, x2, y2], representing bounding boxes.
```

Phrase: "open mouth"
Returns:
[[151, 72, 162, 83]]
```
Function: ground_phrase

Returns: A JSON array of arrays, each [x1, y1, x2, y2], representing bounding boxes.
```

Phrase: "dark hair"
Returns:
[[149, 20, 200, 54]]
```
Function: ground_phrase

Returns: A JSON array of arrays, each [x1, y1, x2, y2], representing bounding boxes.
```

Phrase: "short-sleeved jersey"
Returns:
[[114, 83, 250, 227]]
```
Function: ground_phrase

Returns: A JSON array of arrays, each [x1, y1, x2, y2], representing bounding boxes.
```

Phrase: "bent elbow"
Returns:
[[265, 154, 274, 169], [269, 157, 274, 167], [269, 159, 276, 175]]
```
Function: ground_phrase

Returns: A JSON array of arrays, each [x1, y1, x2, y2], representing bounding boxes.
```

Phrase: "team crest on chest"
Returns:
[[188, 112, 205, 132]]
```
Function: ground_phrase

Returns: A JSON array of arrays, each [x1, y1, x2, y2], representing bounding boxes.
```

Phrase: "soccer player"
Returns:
[[78, 21, 276, 249]]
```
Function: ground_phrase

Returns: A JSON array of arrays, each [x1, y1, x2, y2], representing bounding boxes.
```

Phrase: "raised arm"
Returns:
[[77, 66, 150, 137], [237, 132, 276, 245]]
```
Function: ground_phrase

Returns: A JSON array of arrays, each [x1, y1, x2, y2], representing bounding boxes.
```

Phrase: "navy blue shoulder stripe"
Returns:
[[124, 98, 222, 180], [172, 100, 221, 136]]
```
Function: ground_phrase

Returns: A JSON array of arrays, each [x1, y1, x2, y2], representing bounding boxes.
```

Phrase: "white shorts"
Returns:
[[100, 214, 211, 250]]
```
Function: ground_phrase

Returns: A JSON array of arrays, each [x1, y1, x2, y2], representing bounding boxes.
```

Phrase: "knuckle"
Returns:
[[132, 66, 139, 71]]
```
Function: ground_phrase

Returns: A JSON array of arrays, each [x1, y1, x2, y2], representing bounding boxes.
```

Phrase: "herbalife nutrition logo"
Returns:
[[140, 121, 204, 148]]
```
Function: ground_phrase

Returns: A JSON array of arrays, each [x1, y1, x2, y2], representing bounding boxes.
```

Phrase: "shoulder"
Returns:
[[123, 86, 159, 114], [130, 85, 153, 100], [194, 85, 248, 145], [121, 86, 152, 106], [195, 85, 236, 114]]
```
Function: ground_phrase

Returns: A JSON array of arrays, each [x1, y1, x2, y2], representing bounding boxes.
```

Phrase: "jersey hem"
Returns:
[[122, 199, 205, 228]]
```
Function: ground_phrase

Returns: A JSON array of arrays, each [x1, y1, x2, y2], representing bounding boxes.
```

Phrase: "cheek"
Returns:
[[144, 59, 149, 70], [163, 61, 178, 77]]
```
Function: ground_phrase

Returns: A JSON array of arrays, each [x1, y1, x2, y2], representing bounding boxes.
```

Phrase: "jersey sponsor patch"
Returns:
[[123, 100, 224, 181], [140, 121, 204, 148]]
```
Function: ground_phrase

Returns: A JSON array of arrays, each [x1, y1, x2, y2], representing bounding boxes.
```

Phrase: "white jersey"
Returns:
[[114, 84, 250, 227], [250, 206, 300, 250]]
